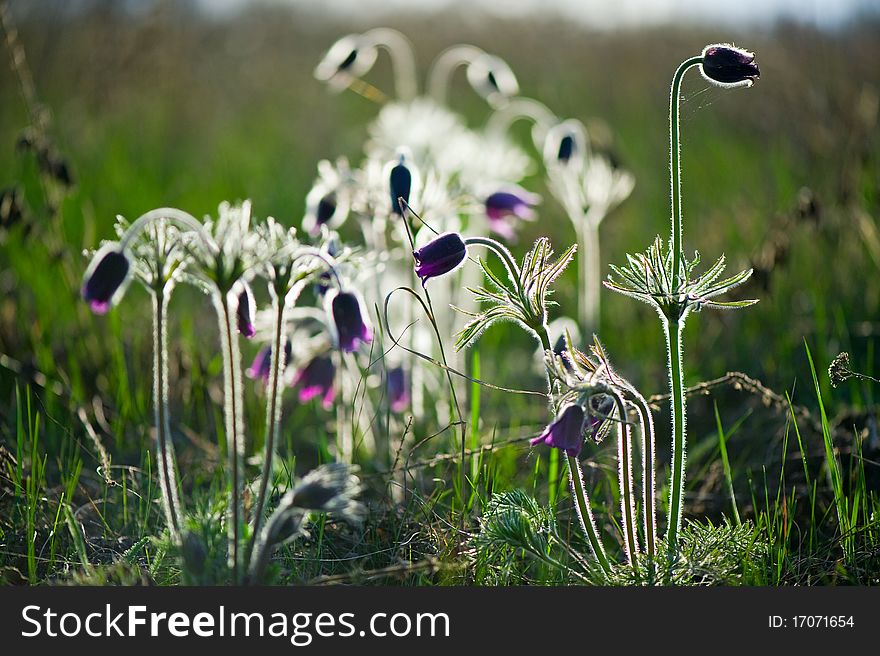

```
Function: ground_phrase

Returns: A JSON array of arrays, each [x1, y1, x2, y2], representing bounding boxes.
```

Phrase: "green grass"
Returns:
[[1, 6, 879, 585]]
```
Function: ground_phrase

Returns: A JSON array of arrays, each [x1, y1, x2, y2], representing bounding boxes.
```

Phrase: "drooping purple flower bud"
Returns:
[[544, 119, 587, 169], [557, 134, 575, 163], [530, 404, 586, 457], [293, 355, 336, 409], [387, 366, 409, 412], [81, 244, 130, 315], [236, 283, 256, 339], [413, 232, 468, 286], [246, 340, 292, 384], [485, 186, 540, 239], [700, 44, 760, 87], [389, 158, 412, 215], [326, 289, 372, 352]]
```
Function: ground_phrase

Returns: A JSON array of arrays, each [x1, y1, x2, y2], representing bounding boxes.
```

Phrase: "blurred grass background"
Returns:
[[1, 0, 879, 584]]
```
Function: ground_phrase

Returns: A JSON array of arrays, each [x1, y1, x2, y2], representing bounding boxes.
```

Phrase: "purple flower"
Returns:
[[701, 44, 760, 87], [236, 283, 256, 339], [246, 340, 292, 384], [293, 355, 336, 409], [327, 289, 372, 352], [81, 244, 130, 314], [387, 366, 409, 412], [413, 232, 468, 286], [485, 187, 539, 239], [530, 404, 587, 457], [389, 158, 412, 215]]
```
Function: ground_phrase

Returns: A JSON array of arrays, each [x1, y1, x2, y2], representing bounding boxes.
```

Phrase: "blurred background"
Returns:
[[1, 0, 879, 583]]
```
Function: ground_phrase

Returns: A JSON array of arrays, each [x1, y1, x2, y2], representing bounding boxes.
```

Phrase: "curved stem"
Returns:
[[152, 286, 181, 543], [362, 28, 418, 100], [121, 207, 217, 255], [485, 97, 556, 148], [669, 57, 703, 289], [463, 236, 525, 302], [664, 317, 687, 566], [427, 44, 485, 105]]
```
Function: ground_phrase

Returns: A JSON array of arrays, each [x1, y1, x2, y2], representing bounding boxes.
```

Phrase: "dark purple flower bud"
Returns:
[[327, 289, 372, 352], [81, 244, 130, 315], [700, 44, 760, 87], [485, 187, 540, 239], [413, 232, 468, 286], [293, 355, 336, 409], [557, 134, 575, 163], [236, 284, 256, 339], [530, 404, 586, 457], [246, 340, 292, 384], [387, 366, 409, 412], [389, 159, 412, 215]]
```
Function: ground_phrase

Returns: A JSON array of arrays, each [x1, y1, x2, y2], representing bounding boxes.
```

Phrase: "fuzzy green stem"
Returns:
[[216, 291, 244, 583], [566, 455, 611, 574], [664, 317, 687, 566], [669, 57, 703, 289], [152, 287, 181, 543], [610, 391, 640, 569], [628, 391, 657, 560], [576, 215, 601, 335], [246, 291, 284, 567]]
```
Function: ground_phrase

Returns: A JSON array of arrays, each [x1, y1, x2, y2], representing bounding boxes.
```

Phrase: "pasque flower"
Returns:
[[389, 156, 412, 215], [326, 289, 372, 352], [81, 244, 131, 314], [700, 44, 760, 87], [530, 403, 587, 458], [293, 355, 336, 409], [236, 283, 256, 338], [387, 366, 409, 412], [484, 186, 540, 240], [246, 340, 292, 384], [413, 232, 468, 285]]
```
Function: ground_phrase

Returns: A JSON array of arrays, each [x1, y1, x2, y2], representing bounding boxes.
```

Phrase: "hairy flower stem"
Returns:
[[152, 286, 182, 543], [664, 317, 687, 566], [246, 290, 285, 569], [669, 56, 703, 288], [665, 56, 701, 566], [576, 216, 601, 335], [627, 391, 657, 561], [566, 455, 611, 574], [610, 392, 640, 570], [215, 290, 245, 583]]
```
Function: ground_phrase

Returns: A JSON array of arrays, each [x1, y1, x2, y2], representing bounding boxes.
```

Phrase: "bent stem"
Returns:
[[152, 285, 182, 544], [215, 289, 245, 583], [669, 56, 703, 288], [664, 317, 687, 566]]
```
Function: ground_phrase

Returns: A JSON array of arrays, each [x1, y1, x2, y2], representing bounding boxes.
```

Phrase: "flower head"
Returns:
[[484, 186, 540, 239], [700, 44, 760, 88], [413, 232, 468, 285], [326, 289, 372, 352], [293, 354, 336, 409], [246, 340, 292, 384], [466, 53, 519, 108], [389, 155, 413, 215], [81, 243, 131, 314], [314, 34, 378, 92], [530, 404, 586, 457], [236, 283, 256, 338], [387, 366, 409, 412]]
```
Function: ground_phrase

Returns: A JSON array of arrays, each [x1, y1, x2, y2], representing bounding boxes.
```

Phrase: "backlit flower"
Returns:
[[700, 44, 760, 88], [236, 283, 256, 338], [326, 289, 372, 352], [81, 243, 131, 314], [484, 186, 540, 239], [387, 366, 409, 412], [413, 232, 468, 285], [530, 403, 587, 457], [293, 355, 336, 409]]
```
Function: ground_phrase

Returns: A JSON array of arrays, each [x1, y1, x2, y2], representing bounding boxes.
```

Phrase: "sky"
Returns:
[[195, 0, 880, 30]]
